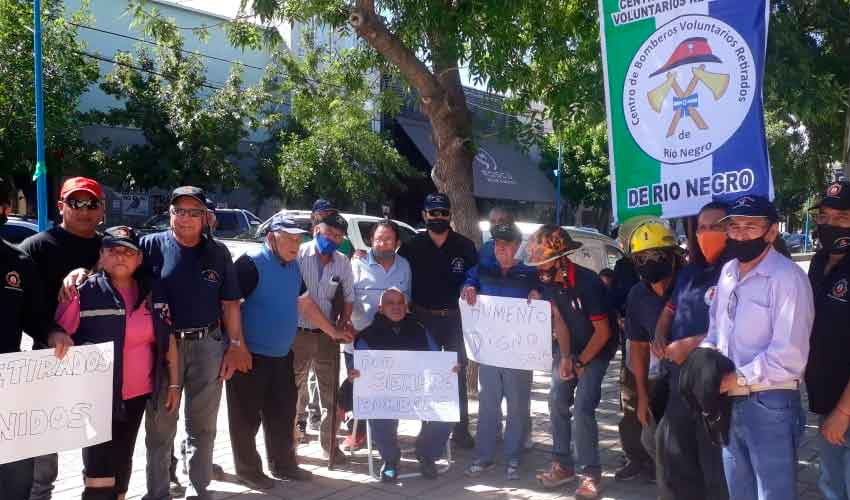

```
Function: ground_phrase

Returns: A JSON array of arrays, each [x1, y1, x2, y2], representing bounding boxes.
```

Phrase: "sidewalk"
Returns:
[[50, 355, 824, 500]]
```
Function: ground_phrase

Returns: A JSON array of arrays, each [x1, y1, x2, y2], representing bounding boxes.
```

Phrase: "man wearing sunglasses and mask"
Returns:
[[805, 181, 850, 500], [19, 176, 106, 500], [701, 195, 813, 500], [622, 219, 684, 491], [398, 193, 478, 449]]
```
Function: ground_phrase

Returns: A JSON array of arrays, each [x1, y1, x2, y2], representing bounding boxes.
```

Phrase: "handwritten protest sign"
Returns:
[[459, 296, 552, 371], [0, 343, 114, 464], [353, 350, 459, 422]]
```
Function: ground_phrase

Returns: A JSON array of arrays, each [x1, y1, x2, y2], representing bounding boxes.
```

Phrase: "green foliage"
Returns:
[[0, 0, 100, 180], [268, 40, 418, 206], [92, 23, 275, 191]]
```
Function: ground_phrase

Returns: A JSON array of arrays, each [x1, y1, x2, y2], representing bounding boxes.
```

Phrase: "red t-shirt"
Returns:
[[56, 284, 155, 400]]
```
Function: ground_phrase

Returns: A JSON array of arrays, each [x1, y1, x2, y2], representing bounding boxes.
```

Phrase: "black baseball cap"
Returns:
[[320, 212, 348, 232], [102, 226, 141, 252], [492, 223, 521, 242], [720, 195, 779, 222], [170, 186, 208, 207], [424, 193, 451, 211], [814, 181, 850, 211]]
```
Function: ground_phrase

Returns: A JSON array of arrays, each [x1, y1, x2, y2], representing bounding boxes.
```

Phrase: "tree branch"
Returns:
[[348, 1, 442, 105]]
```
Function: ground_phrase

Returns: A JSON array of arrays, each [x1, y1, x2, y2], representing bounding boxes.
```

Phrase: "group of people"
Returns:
[[2, 173, 850, 500]]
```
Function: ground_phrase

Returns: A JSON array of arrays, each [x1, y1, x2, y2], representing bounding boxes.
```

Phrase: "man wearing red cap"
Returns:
[[19, 176, 106, 500]]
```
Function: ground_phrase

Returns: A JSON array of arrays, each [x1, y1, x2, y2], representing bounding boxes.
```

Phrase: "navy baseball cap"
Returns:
[[312, 199, 335, 213], [268, 214, 308, 235], [170, 186, 207, 207], [491, 223, 521, 242], [424, 193, 451, 211], [320, 212, 348, 232], [814, 181, 850, 211], [102, 226, 141, 252], [721, 195, 779, 222]]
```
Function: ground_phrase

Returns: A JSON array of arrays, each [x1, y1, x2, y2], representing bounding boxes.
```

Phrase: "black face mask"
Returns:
[[636, 259, 673, 284], [817, 224, 850, 254], [426, 219, 450, 234], [727, 235, 769, 263]]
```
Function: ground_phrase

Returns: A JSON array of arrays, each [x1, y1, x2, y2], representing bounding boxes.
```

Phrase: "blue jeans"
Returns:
[[549, 352, 610, 475], [144, 333, 226, 500], [476, 364, 532, 463], [370, 420, 452, 463], [0, 458, 33, 500], [723, 390, 805, 500], [817, 414, 850, 500]]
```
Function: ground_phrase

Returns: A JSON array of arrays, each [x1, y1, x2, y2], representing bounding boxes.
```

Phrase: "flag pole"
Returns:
[[33, 0, 49, 230]]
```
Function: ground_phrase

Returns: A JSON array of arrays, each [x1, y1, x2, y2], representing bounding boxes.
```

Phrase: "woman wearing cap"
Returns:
[[49, 226, 178, 500], [525, 225, 615, 500]]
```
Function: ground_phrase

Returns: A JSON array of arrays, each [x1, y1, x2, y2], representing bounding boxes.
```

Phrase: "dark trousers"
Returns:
[[416, 309, 469, 432], [227, 351, 298, 477], [619, 361, 653, 466], [0, 458, 34, 500], [82, 395, 148, 494]]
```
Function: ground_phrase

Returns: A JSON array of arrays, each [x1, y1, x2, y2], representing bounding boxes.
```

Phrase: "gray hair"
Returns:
[[379, 287, 408, 306]]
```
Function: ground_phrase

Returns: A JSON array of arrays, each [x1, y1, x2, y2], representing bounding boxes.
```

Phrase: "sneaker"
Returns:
[[237, 473, 276, 490], [464, 460, 496, 477], [536, 462, 576, 489], [614, 460, 644, 482], [451, 428, 475, 449], [212, 463, 225, 481], [417, 455, 438, 479], [271, 465, 313, 481], [342, 429, 367, 451], [575, 475, 602, 500], [380, 460, 399, 483], [505, 459, 521, 481]]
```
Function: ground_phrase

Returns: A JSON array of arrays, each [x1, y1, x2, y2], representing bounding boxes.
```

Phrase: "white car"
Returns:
[[479, 221, 624, 273]]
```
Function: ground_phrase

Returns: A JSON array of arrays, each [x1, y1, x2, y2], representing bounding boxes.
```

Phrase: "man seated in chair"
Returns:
[[348, 287, 455, 482]]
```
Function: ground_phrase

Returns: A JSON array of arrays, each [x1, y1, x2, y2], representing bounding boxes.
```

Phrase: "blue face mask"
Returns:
[[316, 233, 339, 255]]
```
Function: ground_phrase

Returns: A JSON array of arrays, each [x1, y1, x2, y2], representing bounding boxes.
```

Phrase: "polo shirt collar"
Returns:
[[729, 246, 781, 282], [367, 249, 397, 271]]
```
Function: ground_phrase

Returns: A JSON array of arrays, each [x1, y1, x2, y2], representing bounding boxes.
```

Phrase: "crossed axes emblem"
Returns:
[[647, 64, 730, 137]]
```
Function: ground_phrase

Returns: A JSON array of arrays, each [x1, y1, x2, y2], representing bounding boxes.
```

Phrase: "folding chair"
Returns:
[[350, 418, 453, 480]]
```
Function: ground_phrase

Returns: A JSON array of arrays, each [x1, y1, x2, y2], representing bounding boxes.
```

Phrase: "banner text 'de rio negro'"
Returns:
[[599, 0, 773, 222]]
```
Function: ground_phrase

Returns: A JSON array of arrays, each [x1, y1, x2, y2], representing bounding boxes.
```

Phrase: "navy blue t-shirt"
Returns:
[[668, 263, 723, 342], [624, 282, 667, 343], [140, 231, 240, 329]]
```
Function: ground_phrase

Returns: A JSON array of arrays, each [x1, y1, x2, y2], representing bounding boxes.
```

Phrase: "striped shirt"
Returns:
[[297, 239, 355, 329]]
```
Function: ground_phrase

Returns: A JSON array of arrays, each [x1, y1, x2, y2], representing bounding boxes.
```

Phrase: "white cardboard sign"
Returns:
[[353, 350, 459, 422], [459, 295, 553, 371], [0, 343, 114, 464]]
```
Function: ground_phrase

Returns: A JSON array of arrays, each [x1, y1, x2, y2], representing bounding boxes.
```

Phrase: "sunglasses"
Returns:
[[632, 249, 668, 266], [427, 209, 450, 217], [64, 198, 101, 210], [170, 207, 207, 218]]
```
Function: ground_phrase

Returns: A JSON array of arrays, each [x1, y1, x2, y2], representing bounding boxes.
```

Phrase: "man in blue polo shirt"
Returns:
[[226, 215, 346, 489]]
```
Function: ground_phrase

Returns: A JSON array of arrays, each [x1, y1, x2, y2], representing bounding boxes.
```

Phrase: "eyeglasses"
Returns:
[[427, 209, 450, 218], [170, 207, 206, 218], [64, 198, 101, 210], [632, 249, 668, 266]]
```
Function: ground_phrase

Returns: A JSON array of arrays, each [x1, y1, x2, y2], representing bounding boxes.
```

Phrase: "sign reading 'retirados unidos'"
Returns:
[[599, 0, 773, 222]]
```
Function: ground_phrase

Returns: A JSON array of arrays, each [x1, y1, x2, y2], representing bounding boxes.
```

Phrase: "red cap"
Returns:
[[59, 177, 104, 200]]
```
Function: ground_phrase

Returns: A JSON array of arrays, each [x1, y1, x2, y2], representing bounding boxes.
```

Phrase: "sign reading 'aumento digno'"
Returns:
[[599, 0, 773, 222]]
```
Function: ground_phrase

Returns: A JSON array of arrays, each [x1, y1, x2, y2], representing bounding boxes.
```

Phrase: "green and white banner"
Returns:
[[598, 0, 773, 222]]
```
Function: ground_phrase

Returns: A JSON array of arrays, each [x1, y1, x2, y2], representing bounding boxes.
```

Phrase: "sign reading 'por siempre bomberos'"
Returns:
[[599, 0, 773, 222]]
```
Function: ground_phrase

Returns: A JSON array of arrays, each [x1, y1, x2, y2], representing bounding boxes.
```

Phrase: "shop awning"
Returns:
[[397, 117, 555, 203]]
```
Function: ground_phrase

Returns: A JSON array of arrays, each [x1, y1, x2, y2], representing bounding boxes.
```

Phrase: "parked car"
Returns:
[[139, 208, 262, 239], [479, 221, 624, 273], [254, 210, 418, 249], [782, 233, 808, 254], [0, 215, 53, 243]]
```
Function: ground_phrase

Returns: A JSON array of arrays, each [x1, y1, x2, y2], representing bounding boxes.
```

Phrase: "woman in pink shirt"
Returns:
[[51, 226, 178, 500]]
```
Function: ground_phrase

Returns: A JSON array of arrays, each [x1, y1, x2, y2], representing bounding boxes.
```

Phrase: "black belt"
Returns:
[[174, 321, 221, 340], [298, 327, 323, 334]]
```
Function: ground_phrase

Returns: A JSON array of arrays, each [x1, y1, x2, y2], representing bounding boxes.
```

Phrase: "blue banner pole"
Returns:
[[555, 141, 562, 227], [33, 0, 49, 231]]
